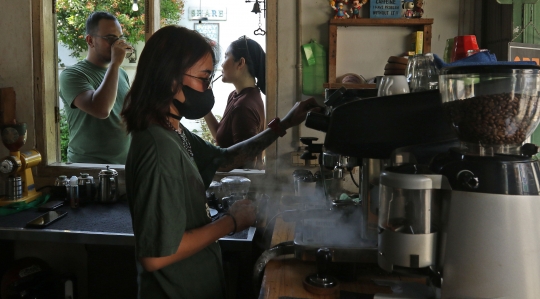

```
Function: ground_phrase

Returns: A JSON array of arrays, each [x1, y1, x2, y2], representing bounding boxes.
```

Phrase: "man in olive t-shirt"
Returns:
[[59, 12, 132, 164]]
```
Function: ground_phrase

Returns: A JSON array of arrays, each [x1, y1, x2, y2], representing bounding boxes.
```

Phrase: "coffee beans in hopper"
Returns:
[[443, 93, 540, 145]]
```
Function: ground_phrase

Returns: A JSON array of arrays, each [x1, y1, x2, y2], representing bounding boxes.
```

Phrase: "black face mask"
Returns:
[[171, 85, 215, 120]]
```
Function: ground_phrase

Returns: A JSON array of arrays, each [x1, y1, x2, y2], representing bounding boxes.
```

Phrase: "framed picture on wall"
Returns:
[[194, 23, 219, 44]]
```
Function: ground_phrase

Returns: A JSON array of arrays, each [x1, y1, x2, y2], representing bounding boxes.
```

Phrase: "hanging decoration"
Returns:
[[245, 0, 266, 17], [245, 0, 266, 35]]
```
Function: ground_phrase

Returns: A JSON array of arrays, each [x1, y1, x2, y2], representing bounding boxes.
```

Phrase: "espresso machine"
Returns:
[[0, 122, 42, 206], [255, 88, 459, 294], [306, 87, 456, 238], [376, 64, 540, 298]]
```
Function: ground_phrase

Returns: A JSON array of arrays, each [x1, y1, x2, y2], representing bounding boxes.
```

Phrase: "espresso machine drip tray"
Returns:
[[292, 209, 378, 263]]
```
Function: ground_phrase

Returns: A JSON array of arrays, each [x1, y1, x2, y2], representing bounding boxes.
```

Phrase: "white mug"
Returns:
[[377, 75, 410, 97]]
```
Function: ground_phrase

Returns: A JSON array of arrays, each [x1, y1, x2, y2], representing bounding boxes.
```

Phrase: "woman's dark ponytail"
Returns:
[[232, 37, 266, 95]]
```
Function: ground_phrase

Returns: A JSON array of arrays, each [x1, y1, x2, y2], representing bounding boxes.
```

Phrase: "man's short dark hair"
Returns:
[[86, 12, 118, 35]]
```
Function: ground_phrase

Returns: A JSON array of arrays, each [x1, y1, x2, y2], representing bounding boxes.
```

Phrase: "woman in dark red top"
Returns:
[[204, 36, 266, 169]]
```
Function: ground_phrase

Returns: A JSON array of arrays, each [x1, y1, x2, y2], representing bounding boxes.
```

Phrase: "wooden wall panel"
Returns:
[[0, 87, 17, 125], [482, 0, 512, 60]]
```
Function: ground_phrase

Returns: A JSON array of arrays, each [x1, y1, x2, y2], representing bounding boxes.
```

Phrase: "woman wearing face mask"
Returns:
[[204, 36, 266, 169], [121, 25, 322, 299]]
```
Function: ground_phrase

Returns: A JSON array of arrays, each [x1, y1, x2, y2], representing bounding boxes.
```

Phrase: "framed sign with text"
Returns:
[[194, 23, 219, 44], [188, 7, 227, 21], [509, 42, 540, 65], [370, 0, 401, 18]]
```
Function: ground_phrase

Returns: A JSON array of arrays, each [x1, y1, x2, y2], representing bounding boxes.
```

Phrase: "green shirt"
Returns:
[[59, 59, 131, 164], [126, 124, 227, 299]]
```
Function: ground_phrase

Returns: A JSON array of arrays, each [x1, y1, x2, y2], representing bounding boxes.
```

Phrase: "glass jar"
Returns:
[[54, 175, 70, 201], [220, 176, 251, 198], [439, 64, 540, 155], [408, 53, 439, 92]]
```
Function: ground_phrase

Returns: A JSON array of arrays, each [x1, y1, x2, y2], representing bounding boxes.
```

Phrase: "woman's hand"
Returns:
[[139, 199, 256, 272], [227, 199, 256, 232], [281, 97, 325, 129], [218, 98, 324, 171]]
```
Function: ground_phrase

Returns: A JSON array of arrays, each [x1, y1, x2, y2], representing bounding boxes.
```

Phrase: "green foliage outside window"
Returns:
[[55, 0, 220, 160], [59, 108, 70, 162], [56, 0, 185, 59], [194, 115, 222, 145], [56, 0, 185, 162]]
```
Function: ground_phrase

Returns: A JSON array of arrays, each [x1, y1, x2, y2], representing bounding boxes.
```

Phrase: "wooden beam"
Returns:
[[32, 0, 59, 165], [145, 0, 160, 41], [265, 0, 278, 175], [328, 23, 337, 83], [423, 24, 432, 53]]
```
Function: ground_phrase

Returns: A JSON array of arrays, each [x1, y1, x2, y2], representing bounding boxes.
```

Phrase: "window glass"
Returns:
[[45, 0, 271, 168]]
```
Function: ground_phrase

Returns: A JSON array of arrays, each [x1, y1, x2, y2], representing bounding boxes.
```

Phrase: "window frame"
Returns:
[[32, 0, 277, 180]]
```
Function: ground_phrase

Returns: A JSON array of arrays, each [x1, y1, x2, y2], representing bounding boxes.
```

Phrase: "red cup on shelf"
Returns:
[[452, 35, 479, 62]]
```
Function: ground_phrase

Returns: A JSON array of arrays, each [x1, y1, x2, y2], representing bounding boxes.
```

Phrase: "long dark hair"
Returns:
[[230, 36, 266, 95], [122, 26, 219, 133]]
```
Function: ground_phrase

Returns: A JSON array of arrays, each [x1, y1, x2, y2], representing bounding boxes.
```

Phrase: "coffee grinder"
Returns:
[[378, 64, 540, 298], [0, 122, 42, 206]]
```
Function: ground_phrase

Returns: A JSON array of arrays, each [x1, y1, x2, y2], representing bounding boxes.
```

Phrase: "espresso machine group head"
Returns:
[[0, 123, 42, 206]]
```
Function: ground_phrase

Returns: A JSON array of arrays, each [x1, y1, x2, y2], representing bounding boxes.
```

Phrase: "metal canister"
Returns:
[[292, 170, 316, 197], [55, 175, 70, 187], [78, 173, 95, 203], [98, 166, 118, 203], [54, 175, 70, 201], [6, 175, 22, 200]]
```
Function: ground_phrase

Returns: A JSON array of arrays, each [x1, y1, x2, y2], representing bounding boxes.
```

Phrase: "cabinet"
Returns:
[[325, 18, 434, 89]]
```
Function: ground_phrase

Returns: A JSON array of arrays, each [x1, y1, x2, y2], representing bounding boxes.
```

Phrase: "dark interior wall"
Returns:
[[481, 0, 513, 61]]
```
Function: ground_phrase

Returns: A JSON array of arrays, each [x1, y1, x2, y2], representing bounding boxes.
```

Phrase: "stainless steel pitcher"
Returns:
[[77, 173, 95, 203], [97, 165, 118, 203]]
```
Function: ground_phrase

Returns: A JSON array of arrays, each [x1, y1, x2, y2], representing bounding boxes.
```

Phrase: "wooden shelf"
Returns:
[[323, 83, 376, 89], [328, 18, 434, 87], [330, 18, 434, 27]]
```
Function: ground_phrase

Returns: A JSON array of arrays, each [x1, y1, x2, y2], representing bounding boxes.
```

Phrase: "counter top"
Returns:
[[259, 217, 428, 299], [0, 199, 255, 250]]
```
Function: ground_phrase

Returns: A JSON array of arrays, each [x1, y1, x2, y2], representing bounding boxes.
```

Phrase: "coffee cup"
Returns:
[[452, 35, 479, 62], [377, 75, 410, 97]]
